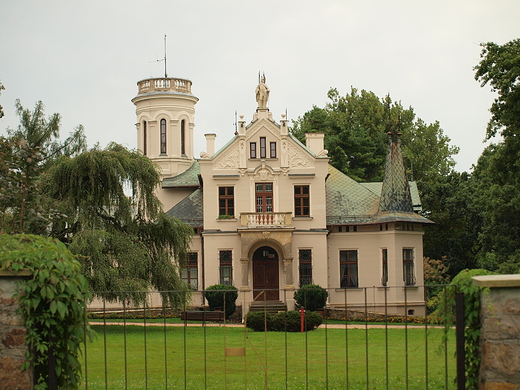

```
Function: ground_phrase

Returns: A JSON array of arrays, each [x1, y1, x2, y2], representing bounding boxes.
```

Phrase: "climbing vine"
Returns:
[[434, 268, 496, 389], [0, 234, 91, 390]]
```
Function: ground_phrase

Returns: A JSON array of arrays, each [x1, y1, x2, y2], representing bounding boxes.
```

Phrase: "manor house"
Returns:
[[132, 75, 433, 316]]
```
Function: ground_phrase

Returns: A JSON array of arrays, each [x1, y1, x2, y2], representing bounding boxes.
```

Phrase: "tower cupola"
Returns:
[[132, 77, 198, 178]]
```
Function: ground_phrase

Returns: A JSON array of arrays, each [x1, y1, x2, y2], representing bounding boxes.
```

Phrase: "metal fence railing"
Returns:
[[80, 285, 462, 390]]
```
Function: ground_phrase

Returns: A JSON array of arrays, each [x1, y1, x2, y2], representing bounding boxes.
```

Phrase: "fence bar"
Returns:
[[456, 292, 466, 390], [162, 303, 168, 390], [83, 307, 88, 390], [143, 304, 148, 389], [123, 300, 128, 390], [344, 287, 349, 390], [364, 287, 369, 390], [384, 287, 389, 390], [404, 286, 409, 390], [103, 296, 108, 390], [444, 285, 449, 390], [424, 286, 429, 390]]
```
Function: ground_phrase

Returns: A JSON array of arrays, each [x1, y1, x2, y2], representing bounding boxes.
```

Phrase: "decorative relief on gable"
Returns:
[[214, 147, 239, 169], [254, 166, 275, 181], [288, 143, 314, 168]]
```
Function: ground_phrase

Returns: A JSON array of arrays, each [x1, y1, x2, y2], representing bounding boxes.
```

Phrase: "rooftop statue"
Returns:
[[255, 75, 270, 109]]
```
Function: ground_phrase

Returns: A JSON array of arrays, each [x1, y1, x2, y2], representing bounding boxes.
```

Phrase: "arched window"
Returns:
[[181, 119, 186, 155], [160, 119, 167, 154], [143, 121, 147, 155]]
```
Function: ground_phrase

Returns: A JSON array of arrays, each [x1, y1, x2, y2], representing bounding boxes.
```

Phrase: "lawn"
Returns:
[[82, 324, 456, 390]]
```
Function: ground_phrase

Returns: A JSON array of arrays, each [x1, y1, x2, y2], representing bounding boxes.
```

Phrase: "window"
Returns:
[[219, 250, 233, 285], [256, 183, 273, 212], [250, 142, 257, 158], [181, 252, 198, 289], [340, 250, 358, 288], [299, 249, 312, 286], [270, 142, 277, 158], [403, 249, 415, 286], [160, 119, 167, 154], [180, 120, 186, 155], [382, 249, 388, 286], [143, 121, 147, 156], [260, 137, 266, 158], [218, 187, 234, 217], [294, 185, 310, 216]]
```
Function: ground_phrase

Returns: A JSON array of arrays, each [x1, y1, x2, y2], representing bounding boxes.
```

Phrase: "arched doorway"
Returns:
[[252, 246, 279, 301]]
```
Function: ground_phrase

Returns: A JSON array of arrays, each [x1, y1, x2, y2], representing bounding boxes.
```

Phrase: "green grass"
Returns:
[[82, 325, 455, 390]]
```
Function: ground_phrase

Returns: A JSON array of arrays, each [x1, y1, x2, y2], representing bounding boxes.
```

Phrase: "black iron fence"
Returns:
[[79, 285, 464, 390]]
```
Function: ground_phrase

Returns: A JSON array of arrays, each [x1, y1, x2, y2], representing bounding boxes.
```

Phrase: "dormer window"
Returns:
[[250, 142, 257, 158]]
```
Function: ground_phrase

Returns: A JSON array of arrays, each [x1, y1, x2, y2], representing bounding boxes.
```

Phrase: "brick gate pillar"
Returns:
[[472, 275, 520, 390], [0, 269, 33, 390]]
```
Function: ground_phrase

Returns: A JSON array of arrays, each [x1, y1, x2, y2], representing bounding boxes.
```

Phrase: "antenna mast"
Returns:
[[164, 34, 167, 78]]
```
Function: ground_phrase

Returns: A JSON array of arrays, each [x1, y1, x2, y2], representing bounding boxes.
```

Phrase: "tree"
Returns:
[[0, 100, 86, 234], [291, 87, 458, 184], [0, 80, 5, 118], [47, 143, 194, 305], [419, 170, 481, 277], [472, 39, 520, 272]]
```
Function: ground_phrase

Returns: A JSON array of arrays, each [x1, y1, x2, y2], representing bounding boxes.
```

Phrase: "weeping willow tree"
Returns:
[[47, 142, 193, 306]]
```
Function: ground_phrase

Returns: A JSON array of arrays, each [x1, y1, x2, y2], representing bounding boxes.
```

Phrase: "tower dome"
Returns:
[[132, 77, 198, 177]]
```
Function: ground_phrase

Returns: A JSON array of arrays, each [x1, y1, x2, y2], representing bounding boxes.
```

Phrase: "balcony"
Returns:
[[240, 212, 292, 228], [137, 77, 193, 95]]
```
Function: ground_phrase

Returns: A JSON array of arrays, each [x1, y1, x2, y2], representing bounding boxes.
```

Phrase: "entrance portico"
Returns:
[[238, 229, 295, 313]]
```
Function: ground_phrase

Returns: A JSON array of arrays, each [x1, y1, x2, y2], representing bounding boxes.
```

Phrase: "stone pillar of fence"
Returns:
[[0, 269, 33, 390], [472, 275, 520, 390]]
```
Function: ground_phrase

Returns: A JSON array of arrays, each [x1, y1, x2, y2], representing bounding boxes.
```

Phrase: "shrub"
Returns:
[[294, 284, 328, 312], [204, 284, 238, 319], [271, 310, 300, 331], [0, 234, 92, 390], [271, 310, 323, 332], [245, 311, 272, 331]]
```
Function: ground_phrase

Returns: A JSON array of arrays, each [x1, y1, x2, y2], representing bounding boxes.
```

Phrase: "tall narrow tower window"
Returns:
[[160, 119, 167, 154], [181, 120, 186, 155], [143, 121, 147, 156]]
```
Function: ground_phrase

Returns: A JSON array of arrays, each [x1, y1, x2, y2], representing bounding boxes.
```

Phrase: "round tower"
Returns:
[[132, 77, 198, 177]]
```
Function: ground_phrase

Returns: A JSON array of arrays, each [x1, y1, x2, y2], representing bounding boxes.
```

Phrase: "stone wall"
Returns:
[[0, 271, 32, 390], [473, 275, 520, 390]]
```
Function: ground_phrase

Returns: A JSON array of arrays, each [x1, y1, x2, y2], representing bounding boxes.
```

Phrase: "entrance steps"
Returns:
[[249, 300, 287, 314]]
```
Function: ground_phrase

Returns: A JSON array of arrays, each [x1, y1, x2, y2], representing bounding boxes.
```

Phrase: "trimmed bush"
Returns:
[[204, 284, 238, 319], [245, 311, 272, 331], [294, 284, 328, 312], [271, 311, 300, 332]]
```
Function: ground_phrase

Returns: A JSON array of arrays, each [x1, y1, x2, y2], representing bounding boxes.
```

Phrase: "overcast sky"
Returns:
[[1, 1, 519, 172]]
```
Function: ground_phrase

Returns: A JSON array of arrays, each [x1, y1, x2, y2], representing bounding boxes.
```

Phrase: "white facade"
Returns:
[[133, 76, 432, 316]]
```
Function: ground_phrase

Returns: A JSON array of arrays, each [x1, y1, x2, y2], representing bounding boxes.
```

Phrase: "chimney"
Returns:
[[204, 133, 216, 157], [305, 133, 325, 155]]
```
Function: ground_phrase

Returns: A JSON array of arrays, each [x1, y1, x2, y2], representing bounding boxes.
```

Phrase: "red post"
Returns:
[[300, 306, 305, 332]]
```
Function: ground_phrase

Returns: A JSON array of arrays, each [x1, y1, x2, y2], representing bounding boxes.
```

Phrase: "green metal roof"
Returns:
[[162, 161, 200, 188], [325, 164, 432, 225], [325, 165, 380, 224]]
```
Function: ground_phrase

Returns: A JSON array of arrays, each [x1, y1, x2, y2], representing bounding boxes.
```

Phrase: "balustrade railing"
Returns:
[[137, 77, 192, 95], [240, 212, 292, 228]]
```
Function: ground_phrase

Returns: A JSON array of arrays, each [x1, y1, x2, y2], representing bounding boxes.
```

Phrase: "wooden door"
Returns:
[[253, 246, 279, 301]]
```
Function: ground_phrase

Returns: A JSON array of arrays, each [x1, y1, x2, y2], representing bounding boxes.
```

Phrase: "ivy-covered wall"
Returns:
[[0, 271, 33, 390]]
